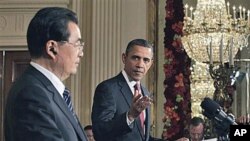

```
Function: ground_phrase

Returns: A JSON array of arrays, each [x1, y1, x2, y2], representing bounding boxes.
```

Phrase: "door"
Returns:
[[0, 51, 30, 141]]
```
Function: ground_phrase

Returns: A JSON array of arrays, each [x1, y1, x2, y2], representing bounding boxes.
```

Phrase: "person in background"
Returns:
[[4, 7, 87, 141], [91, 39, 162, 141], [176, 117, 205, 141], [84, 125, 96, 141]]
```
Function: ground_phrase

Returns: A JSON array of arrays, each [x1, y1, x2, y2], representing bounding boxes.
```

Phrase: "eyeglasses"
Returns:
[[58, 40, 84, 50]]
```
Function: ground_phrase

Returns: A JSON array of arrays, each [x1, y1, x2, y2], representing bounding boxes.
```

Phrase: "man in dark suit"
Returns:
[[4, 7, 87, 141], [91, 39, 162, 141]]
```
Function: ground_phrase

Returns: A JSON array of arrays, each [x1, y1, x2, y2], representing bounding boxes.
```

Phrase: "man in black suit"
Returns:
[[91, 39, 162, 141], [4, 7, 87, 141]]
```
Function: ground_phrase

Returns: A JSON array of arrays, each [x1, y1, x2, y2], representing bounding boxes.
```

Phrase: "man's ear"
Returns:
[[46, 40, 58, 58], [122, 53, 126, 63], [50, 48, 57, 55]]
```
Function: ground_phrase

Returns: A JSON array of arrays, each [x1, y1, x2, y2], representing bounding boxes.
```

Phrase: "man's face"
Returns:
[[122, 45, 153, 81], [56, 22, 84, 79], [189, 123, 204, 141]]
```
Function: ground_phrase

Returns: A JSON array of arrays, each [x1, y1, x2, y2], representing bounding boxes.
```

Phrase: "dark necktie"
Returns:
[[134, 82, 145, 131], [63, 88, 77, 121]]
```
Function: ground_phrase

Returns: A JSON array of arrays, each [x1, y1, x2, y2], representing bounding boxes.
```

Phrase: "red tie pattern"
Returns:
[[134, 82, 145, 131]]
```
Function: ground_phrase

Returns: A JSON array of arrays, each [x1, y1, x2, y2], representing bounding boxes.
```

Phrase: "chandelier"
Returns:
[[182, 0, 250, 64], [183, 0, 250, 114], [190, 61, 215, 117]]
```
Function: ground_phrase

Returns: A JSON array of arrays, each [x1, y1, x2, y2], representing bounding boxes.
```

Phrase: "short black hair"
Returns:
[[84, 125, 93, 130], [27, 7, 78, 58], [190, 117, 204, 126], [125, 39, 154, 57]]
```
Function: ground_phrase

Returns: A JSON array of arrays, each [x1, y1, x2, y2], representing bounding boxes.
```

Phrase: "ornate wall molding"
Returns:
[[0, 0, 69, 8], [0, 9, 34, 46], [0, 1, 70, 47]]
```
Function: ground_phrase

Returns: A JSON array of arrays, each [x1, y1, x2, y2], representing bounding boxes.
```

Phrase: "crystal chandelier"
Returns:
[[183, 0, 250, 114], [182, 0, 250, 64], [190, 61, 215, 117]]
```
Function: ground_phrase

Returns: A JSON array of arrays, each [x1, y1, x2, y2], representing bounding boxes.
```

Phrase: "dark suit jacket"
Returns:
[[91, 72, 161, 141], [4, 65, 87, 141]]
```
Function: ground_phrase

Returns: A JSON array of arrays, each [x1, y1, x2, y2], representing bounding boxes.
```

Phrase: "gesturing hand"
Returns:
[[236, 114, 250, 125], [128, 89, 152, 120]]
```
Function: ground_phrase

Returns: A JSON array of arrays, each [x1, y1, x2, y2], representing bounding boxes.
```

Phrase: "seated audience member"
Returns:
[[84, 125, 95, 141], [176, 117, 205, 141]]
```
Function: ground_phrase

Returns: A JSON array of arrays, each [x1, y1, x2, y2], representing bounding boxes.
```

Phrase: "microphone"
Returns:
[[201, 97, 237, 136]]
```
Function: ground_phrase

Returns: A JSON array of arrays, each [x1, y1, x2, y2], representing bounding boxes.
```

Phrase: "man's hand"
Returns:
[[127, 90, 152, 121], [236, 114, 250, 124]]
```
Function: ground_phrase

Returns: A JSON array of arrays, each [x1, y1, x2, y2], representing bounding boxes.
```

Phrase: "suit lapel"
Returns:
[[142, 86, 151, 141], [29, 66, 87, 141], [50, 86, 87, 140], [145, 105, 150, 140], [117, 73, 149, 140], [117, 73, 133, 108]]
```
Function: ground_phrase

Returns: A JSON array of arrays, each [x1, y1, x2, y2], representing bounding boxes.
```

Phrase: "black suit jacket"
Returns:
[[91, 72, 160, 141], [4, 65, 87, 141]]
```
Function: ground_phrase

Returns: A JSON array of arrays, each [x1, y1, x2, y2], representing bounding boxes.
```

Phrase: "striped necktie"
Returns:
[[63, 88, 77, 121]]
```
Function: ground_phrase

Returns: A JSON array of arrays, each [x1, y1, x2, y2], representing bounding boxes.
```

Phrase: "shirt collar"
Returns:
[[30, 61, 65, 97], [122, 70, 139, 93]]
